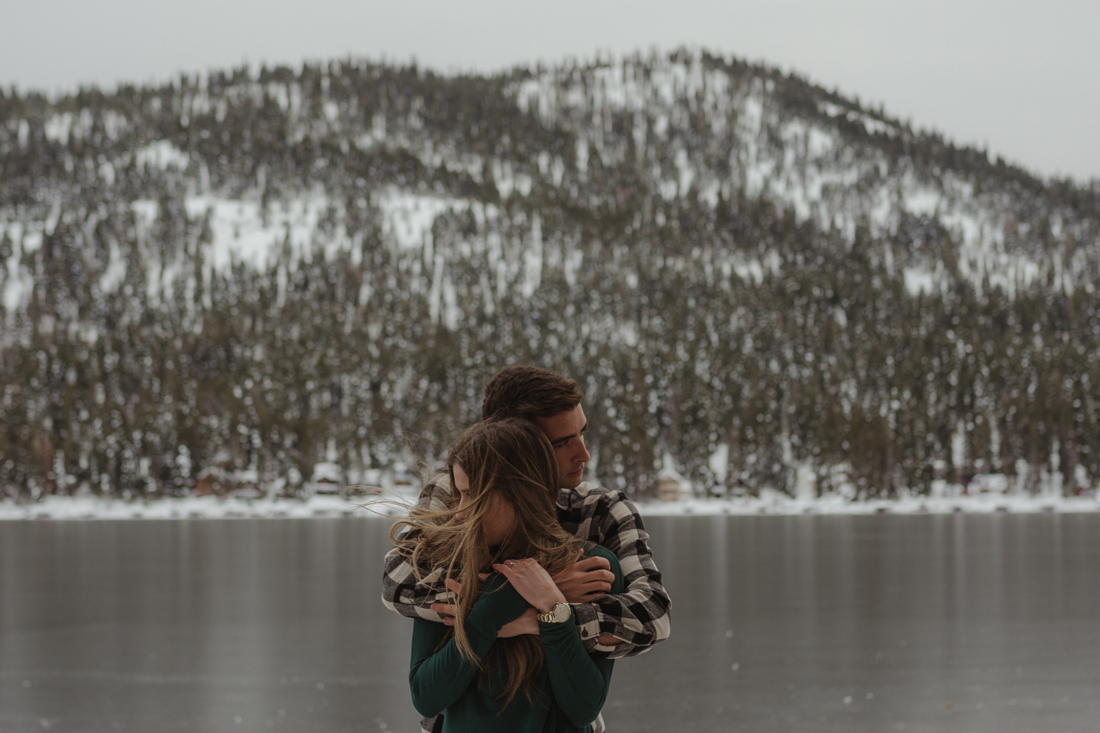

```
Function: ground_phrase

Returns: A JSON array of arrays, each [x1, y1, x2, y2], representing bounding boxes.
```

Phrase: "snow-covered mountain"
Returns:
[[2, 49, 1099, 500]]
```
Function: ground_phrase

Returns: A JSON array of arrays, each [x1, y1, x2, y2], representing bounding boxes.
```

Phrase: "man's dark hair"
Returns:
[[481, 366, 584, 421]]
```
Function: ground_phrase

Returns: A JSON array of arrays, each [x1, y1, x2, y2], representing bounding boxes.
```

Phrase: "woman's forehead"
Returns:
[[452, 464, 470, 489]]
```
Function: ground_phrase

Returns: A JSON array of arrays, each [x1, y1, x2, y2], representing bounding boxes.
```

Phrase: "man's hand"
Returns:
[[552, 555, 614, 603], [430, 576, 480, 625], [430, 601, 459, 624]]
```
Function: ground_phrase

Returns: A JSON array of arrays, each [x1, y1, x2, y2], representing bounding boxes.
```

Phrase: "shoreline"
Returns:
[[1, 491, 1097, 520]]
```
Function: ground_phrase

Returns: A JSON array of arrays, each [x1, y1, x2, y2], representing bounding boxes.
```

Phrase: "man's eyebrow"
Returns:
[[552, 422, 588, 445]]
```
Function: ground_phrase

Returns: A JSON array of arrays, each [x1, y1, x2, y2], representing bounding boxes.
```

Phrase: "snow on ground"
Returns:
[[0, 491, 423, 522], [1, 490, 1096, 521], [634, 491, 1100, 516]]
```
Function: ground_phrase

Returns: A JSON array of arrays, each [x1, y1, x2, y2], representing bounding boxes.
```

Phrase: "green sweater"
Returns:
[[409, 545, 625, 733]]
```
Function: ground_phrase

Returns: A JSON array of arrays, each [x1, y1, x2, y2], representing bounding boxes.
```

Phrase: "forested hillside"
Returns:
[[3, 49, 1100, 500]]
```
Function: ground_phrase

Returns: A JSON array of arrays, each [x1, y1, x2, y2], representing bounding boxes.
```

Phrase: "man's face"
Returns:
[[533, 404, 591, 489]]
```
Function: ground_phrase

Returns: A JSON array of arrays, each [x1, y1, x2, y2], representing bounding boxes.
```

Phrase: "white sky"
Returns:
[[3, 0, 1098, 182]]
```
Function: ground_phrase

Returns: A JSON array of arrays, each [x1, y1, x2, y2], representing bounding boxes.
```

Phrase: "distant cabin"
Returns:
[[657, 477, 682, 502], [392, 463, 414, 486], [194, 467, 231, 496], [311, 462, 343, 495], [194, 467, 263, 498]]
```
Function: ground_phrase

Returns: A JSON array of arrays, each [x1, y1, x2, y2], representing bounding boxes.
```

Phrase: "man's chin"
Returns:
[[562, 471, 584, 489]]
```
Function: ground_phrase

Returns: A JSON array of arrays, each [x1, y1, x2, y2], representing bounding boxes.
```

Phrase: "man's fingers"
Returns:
[[559, 568, 614, 587], [579, 581, 613, 595], [431, 602, 459, 623], [431, 602, 457, 614], [553, 555, 611, 582], [554, 557, 612, 579], [574, 556, 612, 572], [579, 569, 615, 585], [575, 572, 613, 594]]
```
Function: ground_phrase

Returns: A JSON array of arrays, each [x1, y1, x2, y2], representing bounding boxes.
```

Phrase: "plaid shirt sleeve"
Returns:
[[381, 475, 455, 621], [558, 484, 672, 659]]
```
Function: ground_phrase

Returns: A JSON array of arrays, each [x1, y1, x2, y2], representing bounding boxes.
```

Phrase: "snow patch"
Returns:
[[378, 190, 463, 251], [44, 113, 74, 144], [135, 141, 191, 170], [98, 239, 127, 294], [634, 491, 1100, 517], [185, 193, 349, 271], [903, 267, 937, 296]]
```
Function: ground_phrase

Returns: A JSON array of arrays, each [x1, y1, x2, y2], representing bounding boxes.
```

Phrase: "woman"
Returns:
[[390, 419, 624, 733]]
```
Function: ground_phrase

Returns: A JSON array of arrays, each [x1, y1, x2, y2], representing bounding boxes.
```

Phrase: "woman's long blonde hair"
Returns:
[[390, 419, 582, 706]]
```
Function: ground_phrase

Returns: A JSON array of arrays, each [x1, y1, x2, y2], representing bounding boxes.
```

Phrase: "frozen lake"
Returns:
[[2, 514, 1099, 732]]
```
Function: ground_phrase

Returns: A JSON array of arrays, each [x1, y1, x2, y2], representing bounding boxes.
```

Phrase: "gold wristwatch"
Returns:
[[537, 602, 572, 624]]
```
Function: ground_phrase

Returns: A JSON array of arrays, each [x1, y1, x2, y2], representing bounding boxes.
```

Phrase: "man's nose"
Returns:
[[576, 441, 591, 464]]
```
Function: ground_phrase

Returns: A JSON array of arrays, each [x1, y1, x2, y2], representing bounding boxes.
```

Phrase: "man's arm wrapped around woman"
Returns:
[[383, 476, 672, 658]]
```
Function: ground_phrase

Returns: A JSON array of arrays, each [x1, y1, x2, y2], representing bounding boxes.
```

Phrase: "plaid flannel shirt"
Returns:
[[382, 475, 673, 733]]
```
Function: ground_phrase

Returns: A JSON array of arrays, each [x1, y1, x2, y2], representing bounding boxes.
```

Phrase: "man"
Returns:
[[382, 365, 672, 733]]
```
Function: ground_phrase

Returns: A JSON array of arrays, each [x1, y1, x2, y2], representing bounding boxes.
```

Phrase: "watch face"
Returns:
[[553, 603, 570, 623]]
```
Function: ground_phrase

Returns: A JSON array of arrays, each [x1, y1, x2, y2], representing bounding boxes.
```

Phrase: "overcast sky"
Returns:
[[3, 0, 1097, 182]]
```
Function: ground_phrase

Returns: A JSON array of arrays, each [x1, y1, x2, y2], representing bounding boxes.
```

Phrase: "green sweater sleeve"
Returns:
[[539, 548, 625, 727], [408, 574, 530, 718]]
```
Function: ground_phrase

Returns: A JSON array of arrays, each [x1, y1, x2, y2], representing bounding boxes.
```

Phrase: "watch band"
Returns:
[[537, 602, 572, 624]]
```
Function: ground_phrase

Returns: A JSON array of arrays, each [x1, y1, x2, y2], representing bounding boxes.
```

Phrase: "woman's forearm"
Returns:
[[407, 575, 531, 716], [408, 618, 495, 717], [539, 619, 614, 727]]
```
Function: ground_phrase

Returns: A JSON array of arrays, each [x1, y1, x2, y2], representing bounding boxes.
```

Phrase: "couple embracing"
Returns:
[[382, 366, 672, 732]]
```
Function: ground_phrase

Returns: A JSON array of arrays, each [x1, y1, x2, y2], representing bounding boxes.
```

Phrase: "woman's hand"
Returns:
[[492, 558, 568, 614]]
